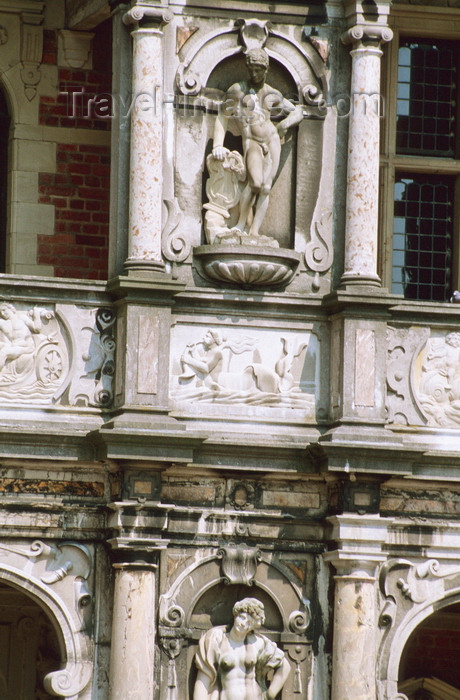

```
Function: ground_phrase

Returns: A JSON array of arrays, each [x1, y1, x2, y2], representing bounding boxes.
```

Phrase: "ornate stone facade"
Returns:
[[1, 1, 460, 700]]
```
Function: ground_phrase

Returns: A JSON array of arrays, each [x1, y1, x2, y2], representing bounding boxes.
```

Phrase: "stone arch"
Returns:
[[0, 543, 93, 699], [176, 20, 327, 106], [377, 558, 460, 700]]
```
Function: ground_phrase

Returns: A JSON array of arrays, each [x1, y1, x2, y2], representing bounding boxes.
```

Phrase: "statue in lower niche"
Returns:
[[204, 48, 303, 246], [193, 597, 291, 700]]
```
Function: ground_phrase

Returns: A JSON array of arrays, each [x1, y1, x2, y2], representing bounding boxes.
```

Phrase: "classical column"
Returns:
[[107, 503, 168, 700], [123, 5, 173, 275], [324, 515, 389, 700], [109, 562, 157, 700], [340, 21, 393, 287]]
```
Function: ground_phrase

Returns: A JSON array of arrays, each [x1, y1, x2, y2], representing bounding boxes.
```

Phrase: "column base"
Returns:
[[124, 257, 165, 276], [339, 272, 381, 288]]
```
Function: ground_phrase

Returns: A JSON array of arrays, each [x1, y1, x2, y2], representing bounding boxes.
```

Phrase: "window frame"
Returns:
[[380, 6, 460, 299]]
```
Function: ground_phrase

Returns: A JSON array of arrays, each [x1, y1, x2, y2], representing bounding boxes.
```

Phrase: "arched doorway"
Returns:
[[0, 581, 61, 699], [0, 87, 9, 272], [398, 601, 460, 700]]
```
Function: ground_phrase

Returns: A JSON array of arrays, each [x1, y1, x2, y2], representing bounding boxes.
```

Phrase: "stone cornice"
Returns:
[[0, 0, 43, 15]]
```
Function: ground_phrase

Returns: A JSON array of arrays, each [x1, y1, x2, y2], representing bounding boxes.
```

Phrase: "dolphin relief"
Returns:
[[172, 328, 316, 410]]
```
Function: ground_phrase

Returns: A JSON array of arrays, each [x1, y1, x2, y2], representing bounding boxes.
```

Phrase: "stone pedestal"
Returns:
[[123, 9, 172, 275], [324, 515, 389, 700], [340, 19, 393, 288]]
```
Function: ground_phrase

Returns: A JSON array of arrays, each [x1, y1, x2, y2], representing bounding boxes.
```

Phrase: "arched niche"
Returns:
[[0, 542, 93, 699], [377, 559, 460, 700], [399, 601, 460, 695], [0, 580, 61, 699], [167, 19, 328, 273], [158, 549, 311, 699]]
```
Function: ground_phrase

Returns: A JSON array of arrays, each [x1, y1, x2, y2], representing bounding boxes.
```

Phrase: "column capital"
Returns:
[[123, 2, 173, 26], [107, 500, 171, 563], [342, 23, 393, 47], [324, 514, 390, 576]]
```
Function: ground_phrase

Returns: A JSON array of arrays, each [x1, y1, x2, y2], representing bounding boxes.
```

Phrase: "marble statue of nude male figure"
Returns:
[[211, 48, 303, 239]]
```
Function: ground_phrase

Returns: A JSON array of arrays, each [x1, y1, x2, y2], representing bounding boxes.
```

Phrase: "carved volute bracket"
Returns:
[[0, 540, 94, 698], [20, 9, 44, 101], [377, 557, 460, 700]]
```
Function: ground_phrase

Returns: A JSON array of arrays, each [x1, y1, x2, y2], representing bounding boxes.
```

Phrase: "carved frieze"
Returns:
[[0, 302, 115, 410], [388, 327, 460, 428], [413, 331, 460, 428], [0, 302, 69, 404], [386, 326, 430, 426], [170, 326, 318, 415]]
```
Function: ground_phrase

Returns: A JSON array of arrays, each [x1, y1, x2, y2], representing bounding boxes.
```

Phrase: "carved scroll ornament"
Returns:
[[0, 539, 94, 698]]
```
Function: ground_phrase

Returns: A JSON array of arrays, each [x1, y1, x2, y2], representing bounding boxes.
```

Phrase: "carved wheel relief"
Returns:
[[0, 540, 94, 698], [377, 558, 460, 700], [0, 302, 116, 409], [0, 303, 69, 404]]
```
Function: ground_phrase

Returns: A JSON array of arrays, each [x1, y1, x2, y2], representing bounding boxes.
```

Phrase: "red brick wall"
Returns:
[[38, 20, 111, 280], [400, 613, 460, 690], [38, 144, 109, 279]]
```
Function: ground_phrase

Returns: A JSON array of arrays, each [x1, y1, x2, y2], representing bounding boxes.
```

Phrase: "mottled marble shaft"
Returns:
[[342, 44, 383, 286], [331, 570, 379, 700], [108, 565, 156, 699], [126, 28, 164, 272]]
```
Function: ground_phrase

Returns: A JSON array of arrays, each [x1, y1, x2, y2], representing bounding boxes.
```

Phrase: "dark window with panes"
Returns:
[[392, 39, 459, 301], [0, 89, 9, 273]]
